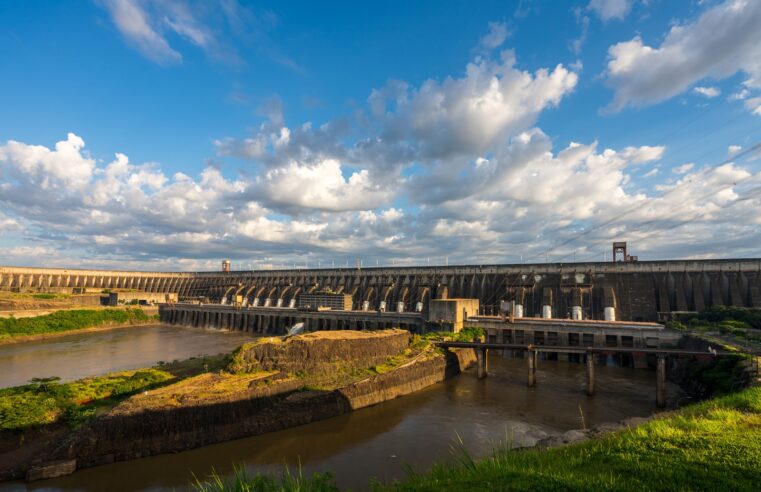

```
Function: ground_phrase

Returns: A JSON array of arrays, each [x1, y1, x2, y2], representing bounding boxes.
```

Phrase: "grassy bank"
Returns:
[[0, 308, 157, 340], [192, 386, 761, 491], [0, 354, 226, 432]]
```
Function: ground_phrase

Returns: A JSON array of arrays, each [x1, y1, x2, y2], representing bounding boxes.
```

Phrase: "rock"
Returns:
[[621, 416, 651, 427], [25, 460, 76, 482], [560, 429, 588, 444]]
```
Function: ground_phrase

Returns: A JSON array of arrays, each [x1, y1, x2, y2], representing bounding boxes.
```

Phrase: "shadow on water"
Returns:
[[5, 351, 685, 492]]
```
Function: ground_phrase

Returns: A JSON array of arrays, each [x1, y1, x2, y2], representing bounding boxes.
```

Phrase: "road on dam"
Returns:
[[0, 329, 686, 491], [0, 324, 255, 388]]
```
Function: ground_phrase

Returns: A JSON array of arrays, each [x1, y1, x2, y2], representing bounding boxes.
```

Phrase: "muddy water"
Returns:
[[1, 352, 686, 492], [0, 325, 256, 388]]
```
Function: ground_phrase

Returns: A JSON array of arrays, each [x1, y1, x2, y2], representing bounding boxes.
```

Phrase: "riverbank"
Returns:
[[378, 385, 761, 491], [0, 329, 476, 482], [191, 382, 761, 491], [0, 308, 158, 345]]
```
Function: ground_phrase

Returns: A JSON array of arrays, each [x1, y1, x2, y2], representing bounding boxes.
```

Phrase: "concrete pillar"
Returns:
[[571, 306, 582, 320], [604, 307, 616, 321], [362, 300, 370, 311], [527, 350, 537, 387], [514, 304, 523, 318], [542, 305, 552, 319], [633, 354, 648, 369], [397, 301, 404, 313], [586, 352, 596, 396], [477, 347, 488, 379], [276, 298, 283, 307], [656, 354, 666, 408], [289, 299, 296, 308]]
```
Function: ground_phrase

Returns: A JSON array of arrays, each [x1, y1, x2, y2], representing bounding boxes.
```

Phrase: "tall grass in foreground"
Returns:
[[193, 466, 338, 492]]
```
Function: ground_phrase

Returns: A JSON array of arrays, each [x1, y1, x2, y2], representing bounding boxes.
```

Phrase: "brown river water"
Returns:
[[0, 325, 686, 491]]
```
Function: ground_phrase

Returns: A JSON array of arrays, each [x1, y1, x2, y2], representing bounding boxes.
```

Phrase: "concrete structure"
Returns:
[[428, 298, 480, 332], [297, 292, 353, 311], [3, 257, 761, 321], [159, 303, 424, 333], [106, 291, 177, 306], [438, 340, 734, 407]]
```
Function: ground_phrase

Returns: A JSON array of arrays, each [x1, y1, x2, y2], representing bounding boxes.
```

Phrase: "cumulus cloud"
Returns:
[[693, 86, 721, 98], [605, 0, 761, 111], [367, 51, 578, 161], [2, 129, 760, 268], [588, 0, 633, 21]]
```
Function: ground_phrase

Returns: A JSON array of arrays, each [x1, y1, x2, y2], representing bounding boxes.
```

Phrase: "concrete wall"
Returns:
[[4, 258, 761, 321], [428, 299, 480, 332]]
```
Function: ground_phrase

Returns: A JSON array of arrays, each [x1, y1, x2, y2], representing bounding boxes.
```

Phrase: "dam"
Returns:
[[3, 257, 761, 322]]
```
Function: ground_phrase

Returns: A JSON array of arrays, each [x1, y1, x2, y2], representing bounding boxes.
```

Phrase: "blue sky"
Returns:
[[1, 0, 760, 270]]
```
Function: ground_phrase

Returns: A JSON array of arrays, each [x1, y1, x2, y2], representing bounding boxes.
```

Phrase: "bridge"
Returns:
[[3, 258, 761, 322], [437, 341, 739, 407]]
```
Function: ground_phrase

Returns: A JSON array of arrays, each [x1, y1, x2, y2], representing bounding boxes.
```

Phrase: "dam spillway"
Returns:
[[3, 258, 761, 322]]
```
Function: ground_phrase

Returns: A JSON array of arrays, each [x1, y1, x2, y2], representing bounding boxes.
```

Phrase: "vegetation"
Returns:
[[191, 387, 761, 491], [0, 369, 174, 431], [0, 308, 157, 339], [670, 307, 761, 340], [193, 466, 338, 492], [0, 354, 226, 432]]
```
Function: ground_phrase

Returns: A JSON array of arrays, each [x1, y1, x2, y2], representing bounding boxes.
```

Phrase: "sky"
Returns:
[[1, 0, 761, 271]]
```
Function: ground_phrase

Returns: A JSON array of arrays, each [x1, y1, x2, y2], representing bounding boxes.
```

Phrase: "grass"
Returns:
[[0, 353, 228, 432], [669, 307, 761, 345], [375, 386, 761, 491], [0, 308, 157, 339], [0, 369, 174, 432], [193, 466, 338, 492]]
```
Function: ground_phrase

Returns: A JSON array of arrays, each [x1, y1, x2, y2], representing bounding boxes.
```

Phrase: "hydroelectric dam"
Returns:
[[2, 257, 761, 323]]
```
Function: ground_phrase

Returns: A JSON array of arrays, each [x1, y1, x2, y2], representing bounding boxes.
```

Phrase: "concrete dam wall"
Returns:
[[3, 259, 761, 321]]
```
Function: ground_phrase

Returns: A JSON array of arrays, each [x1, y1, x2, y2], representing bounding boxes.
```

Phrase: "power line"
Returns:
[[529, 140, 761, 262]]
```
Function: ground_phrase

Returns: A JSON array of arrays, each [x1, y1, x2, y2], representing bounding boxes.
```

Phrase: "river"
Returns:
[[0, 326, 686, 491], [0, 324, 256, 388]]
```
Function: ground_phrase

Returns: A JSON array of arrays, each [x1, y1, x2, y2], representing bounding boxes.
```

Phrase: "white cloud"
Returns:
[[693, 86, 721, 98], [479, 22, 509, 50], [673, 163, 695, 174], [619, 145, 665, 164], [728, 145, 742, 155], [588, 0, 633, 21], [605, 0, 761, 111], [745, 96, 761, 115], [251, 159, 393, 212], [368, 51, 578, 160], [3, 130, 761, 268], [102, 0, 182, 65], [728, 88, 749, 101], [643, 168, 659, 178]]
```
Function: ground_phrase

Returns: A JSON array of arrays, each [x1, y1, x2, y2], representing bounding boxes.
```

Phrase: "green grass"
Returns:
[[0, 308, 157, 339], [0, 369, 174, 432], [193, 466, 338, 492], [377, 386, 761, 491]]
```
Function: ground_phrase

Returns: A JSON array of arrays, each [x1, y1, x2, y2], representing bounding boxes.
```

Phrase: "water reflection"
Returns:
[[0, 325, 256, 388]]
